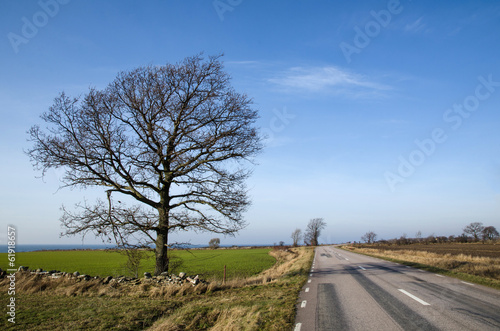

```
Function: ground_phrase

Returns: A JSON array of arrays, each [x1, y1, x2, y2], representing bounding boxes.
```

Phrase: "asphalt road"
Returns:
[[294, 246, 500, 331]]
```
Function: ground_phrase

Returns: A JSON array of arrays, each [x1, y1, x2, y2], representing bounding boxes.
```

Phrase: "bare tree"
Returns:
[[209, 238, 221, 249], [482, 226, 499, 242], [27, 54, 263, 275], [361, 231, 377, 244], [291, 228, 302, 247], [304, 218, 326, 246], [463, 222, 484, 242], [415, 230, 422, 243]]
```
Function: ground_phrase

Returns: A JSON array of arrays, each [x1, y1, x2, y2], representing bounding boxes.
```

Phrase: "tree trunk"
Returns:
[[154, 207, 169, 275]]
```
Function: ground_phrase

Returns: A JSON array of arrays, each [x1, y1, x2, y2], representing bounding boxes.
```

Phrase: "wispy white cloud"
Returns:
[[268, 66, 392, 98], [404, 17, 428, 33]]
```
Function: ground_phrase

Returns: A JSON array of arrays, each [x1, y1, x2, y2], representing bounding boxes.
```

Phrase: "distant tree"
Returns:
[[456, 233, 468, 243], [27, 54, 263, 275], [304, 218, 326, 246], [436, 236, 448, 244], [482, 226, 499, 242], [209, 238, 221, 249], [415, 230, 422, 243], [361, 231, 377, 244], [463, 222, 484, 242], [279, 241, 285, 247], [291, 228, 302, 247], [397, 233, 409, 245], [425, 234, 436, 244]]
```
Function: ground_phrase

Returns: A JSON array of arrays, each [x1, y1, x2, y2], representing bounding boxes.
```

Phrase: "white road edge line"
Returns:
[[398, 289, 430, 306], [308, 279, 311, 283], [305, 287, 310, 292], [294, 323, 302, 331], [435, 274, 444, 278], [301, 300, 307, 308], [461, 281, 474, 286], [359, 266, 366, 270]]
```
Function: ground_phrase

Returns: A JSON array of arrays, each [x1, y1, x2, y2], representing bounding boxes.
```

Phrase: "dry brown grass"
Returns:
[[0, 272, 207, 300], [350, 247, 500, 280], [8, 273, 113, 297], [153, 306, 263, 331], [210, 306, 261, 331], [148, 247, 313, 330]]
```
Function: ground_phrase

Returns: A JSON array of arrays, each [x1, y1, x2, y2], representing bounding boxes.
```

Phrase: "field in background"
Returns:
[[343, 243, 500, 289], [351, 243, 500, 258], [0, 248, 276, 279]]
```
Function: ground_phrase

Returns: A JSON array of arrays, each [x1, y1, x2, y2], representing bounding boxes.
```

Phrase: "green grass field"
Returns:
[[0, 248, 275, 279]]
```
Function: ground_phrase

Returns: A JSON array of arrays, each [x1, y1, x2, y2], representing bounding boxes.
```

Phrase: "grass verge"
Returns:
[[340, 245, 500, 290], [0, 247, 314, 330]]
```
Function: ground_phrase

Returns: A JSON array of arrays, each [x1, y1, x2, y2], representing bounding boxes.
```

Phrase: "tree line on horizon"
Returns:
[[359, 222, 499, 245]]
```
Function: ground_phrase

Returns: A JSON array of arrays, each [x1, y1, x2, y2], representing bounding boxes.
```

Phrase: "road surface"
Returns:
[[295, 245, 500, 330]]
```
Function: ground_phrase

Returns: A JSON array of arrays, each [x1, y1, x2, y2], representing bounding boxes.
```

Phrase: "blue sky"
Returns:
[[1, 0, 500, 246]]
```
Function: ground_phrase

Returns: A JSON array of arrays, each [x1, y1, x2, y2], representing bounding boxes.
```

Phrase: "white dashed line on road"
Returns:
[[305, 287, 309, 292], [398, 289, 430, 306], [461, 281, 474, 286], [358, 266, 366, 270], [301, 300, 307, 308], [435, 274, 444, 278], [294, 323, 302, 331], [308, 279, 311, 283]]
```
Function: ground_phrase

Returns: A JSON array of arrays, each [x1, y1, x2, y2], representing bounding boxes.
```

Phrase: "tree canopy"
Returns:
[[304, 218, 326, 246], [361, 231, 377, 244], [463, 222, 484, 242]]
